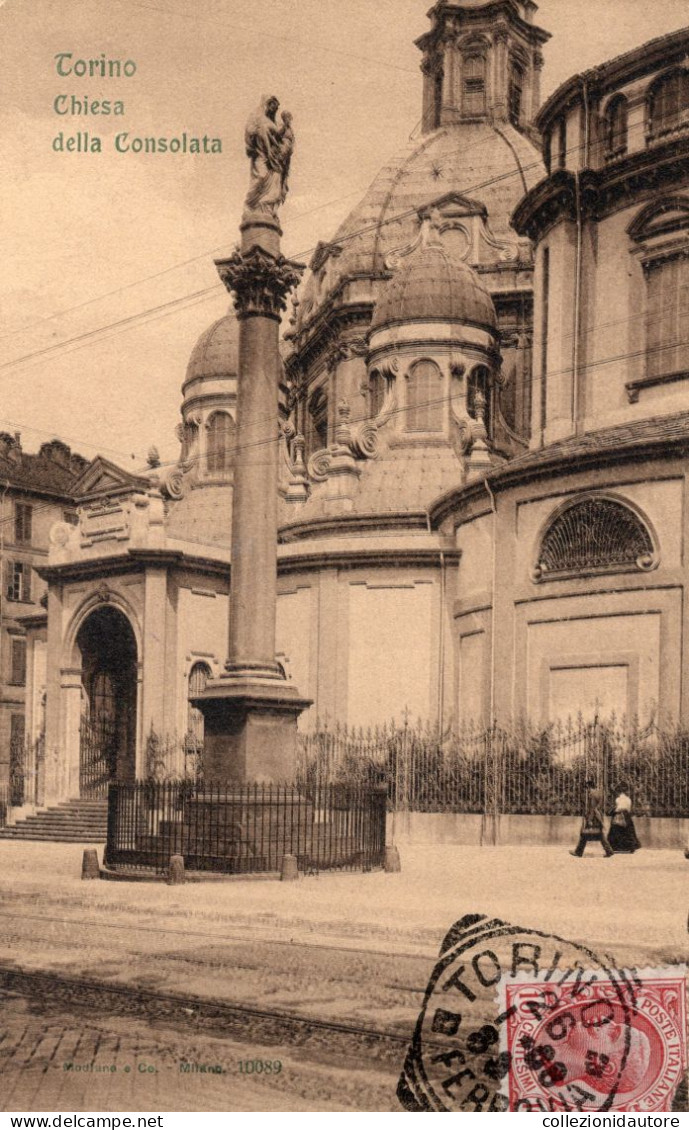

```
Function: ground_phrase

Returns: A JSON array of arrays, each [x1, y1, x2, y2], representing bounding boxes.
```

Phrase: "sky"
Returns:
[[2, 0, 689, 471]]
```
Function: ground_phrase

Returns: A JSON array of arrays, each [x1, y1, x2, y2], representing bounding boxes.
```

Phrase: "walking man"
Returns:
[[570, 778, 613, 858]]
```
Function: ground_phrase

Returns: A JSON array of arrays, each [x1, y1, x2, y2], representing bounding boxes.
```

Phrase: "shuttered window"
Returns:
[[646, 255, 689, 377], [462, 55, 486, 117], [10, 638, 26, 686], [648, 70, 689, 138], [206, 412, 235, 474], [14, 504, 32, 545], [406, 360, 444, 433]]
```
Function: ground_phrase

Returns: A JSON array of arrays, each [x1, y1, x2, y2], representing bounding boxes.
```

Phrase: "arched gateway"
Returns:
[[76, 606, 137, 797]]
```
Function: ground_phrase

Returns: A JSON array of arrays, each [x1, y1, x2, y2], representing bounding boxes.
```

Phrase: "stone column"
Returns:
[[194, 213, 311, 784]]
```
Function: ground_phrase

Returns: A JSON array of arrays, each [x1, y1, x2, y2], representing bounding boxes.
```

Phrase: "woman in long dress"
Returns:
[[608, 782, 641, 853]]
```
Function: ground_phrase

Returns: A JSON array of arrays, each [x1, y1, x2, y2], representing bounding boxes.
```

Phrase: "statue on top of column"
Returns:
[[244, 95, 295, 220]]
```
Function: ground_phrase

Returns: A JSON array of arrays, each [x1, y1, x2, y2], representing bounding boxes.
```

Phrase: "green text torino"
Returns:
[[55, 53, 137, 77]]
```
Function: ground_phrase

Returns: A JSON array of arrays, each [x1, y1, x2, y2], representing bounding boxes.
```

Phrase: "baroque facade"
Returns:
[[22, 1, 689, 808]]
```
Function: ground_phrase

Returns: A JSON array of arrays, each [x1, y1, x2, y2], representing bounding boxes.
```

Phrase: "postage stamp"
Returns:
[[501, 969, 687, 1112], [397, 914, 687, 1113]]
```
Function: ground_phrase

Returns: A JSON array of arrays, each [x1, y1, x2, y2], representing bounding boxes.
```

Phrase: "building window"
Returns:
[[63, 509, 79, 527], [406, 359, 444, 433], [604, 95, 628, 161], [434, 68, 443, 129], [308, 387, 329, 451], [533, 497, 656, 582], [186, 662, 210, 777], [648, 69, 689, 140], [14, 503, 32, 546], [467, 366, 491, 434], [645, 254, 689, 379], [206, 412, 235, 475], [463, 54, 486, 117], [368, 370, 385, 419], [557, 117, 567, 168], [508, 61, 525, 128], [9, 638, 26, 686], [5, 561, 31, 603]]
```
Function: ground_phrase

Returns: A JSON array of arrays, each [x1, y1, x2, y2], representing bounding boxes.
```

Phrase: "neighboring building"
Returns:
[[20, 2, 689, 811], [0, 435, 88, 801]]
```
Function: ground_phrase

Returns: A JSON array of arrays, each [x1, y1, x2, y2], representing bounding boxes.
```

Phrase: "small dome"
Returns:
[[370, 240, 497, 333], [183, 313, 238, 393]]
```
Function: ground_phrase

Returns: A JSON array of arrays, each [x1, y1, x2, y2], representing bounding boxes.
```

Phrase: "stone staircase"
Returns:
[[0, 799, 108, 843]]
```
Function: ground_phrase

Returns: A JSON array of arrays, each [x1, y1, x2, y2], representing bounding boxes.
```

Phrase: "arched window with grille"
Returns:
[[405, 360, 444, 433], [604, 95, 628, 161], [533, 497, 657, 582], [206, 412, 235, 474], [462, 53, 487, 117], [647, 69, 689, 140]]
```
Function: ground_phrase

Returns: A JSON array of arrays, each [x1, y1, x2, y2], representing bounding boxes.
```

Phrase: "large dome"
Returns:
[[371, 239, 497, 332], [296, 123, 543, 330]]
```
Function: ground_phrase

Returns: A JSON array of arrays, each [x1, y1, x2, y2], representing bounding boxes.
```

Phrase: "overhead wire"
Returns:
[[1, 110, 655, 366]]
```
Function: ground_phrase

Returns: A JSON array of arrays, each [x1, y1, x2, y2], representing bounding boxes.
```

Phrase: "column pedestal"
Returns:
[[199, 676, 311, 784]]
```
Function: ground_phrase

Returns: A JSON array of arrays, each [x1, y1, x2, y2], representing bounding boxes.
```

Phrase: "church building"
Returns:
[[17, 0, 689, 813]]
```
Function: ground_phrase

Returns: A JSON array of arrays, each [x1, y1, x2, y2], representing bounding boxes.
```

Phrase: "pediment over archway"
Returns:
[[72, 456, 149, 500]]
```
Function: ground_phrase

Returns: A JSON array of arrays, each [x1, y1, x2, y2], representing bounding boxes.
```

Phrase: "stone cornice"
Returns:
[[429, 432, 689, 528], [415, 2, 550, 54], [277, 546, 461, 575], [536, 27, 689, 133], [512, 138, 689, 240], [279, 510, 430, 543]]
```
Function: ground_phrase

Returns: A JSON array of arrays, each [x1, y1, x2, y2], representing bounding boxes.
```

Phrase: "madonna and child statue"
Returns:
[[243, 94, 294, 222]]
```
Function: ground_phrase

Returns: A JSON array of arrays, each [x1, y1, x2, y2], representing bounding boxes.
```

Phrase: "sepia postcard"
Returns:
[[2, 0, 689, 1116]]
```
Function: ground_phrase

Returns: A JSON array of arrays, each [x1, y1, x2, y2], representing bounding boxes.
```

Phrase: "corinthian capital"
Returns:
[[215, 247, 305, 321]]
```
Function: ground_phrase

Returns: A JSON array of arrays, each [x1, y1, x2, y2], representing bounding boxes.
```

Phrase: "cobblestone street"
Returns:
[[0, 992, 396, 1112]]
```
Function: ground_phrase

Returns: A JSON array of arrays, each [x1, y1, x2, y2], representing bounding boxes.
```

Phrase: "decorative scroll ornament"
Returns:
[[349, 420, 380, 459], [279, 421, 309, 503], [325, 337, 368, 372], [159, 469, 185, 501], [216, 247, 305, 320], [307, 448, 332, 483]]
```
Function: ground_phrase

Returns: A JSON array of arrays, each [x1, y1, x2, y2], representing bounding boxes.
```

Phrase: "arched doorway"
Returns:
[[76, 606, 137, 796]]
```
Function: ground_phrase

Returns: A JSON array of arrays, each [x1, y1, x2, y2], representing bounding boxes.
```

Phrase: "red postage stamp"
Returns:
[[502, 970, 687, 1112]]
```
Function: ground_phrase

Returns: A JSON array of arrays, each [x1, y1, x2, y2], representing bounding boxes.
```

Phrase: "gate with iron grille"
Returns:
[[80, 714, 118, 799]]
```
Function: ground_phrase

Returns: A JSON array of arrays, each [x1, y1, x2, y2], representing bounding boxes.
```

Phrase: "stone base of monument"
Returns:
[[180, 790, 314, 875], [194, 671, 312, 784]]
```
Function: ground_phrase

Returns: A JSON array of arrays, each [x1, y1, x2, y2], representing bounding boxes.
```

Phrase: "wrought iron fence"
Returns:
[[105, 780, 387, 875], [296, 716, 689, 818], [7, 736, 45, 808]]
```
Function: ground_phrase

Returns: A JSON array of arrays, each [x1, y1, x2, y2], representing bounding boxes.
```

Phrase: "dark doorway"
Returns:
[[77, 606, 137, 797]]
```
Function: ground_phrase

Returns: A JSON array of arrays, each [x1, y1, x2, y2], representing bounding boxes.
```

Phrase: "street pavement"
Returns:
[[0, 841, 687, 1112]]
